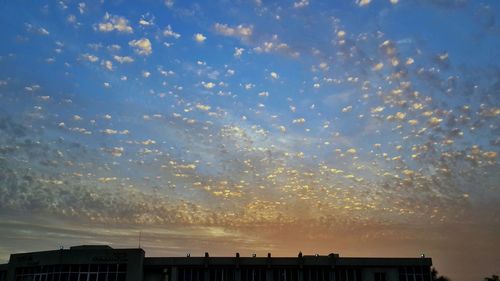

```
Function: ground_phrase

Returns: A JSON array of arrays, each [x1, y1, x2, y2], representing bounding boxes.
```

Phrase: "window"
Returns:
[[209, 268, 234, 281], [334, 268, 361, 281], [399, 266, 430, 281], [177, 267, 205, 281], [374, 272, 387, 281], [14, 264, 127, 281], [241, 268, 266, 281], [303, 267, 329, 281]]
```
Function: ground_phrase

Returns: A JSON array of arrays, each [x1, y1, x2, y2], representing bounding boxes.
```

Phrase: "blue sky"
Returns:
[[0, 1, 499, 280]]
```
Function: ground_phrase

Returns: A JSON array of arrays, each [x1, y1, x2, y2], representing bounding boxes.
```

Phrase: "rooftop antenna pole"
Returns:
[[138, 230, 142, 248]]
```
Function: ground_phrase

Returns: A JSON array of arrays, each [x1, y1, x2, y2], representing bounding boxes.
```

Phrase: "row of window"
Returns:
[[15, 264, 127, 275], [15, 272, 126, 281], [174, 267, 362, 281], [12, 265, 430, 281], [398, 266, 431, 281], [14, 264, 127, 281]]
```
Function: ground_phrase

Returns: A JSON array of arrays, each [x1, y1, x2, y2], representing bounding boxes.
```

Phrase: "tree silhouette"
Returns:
[[484, 275, 499, 281], [431, 267, 451, 281]]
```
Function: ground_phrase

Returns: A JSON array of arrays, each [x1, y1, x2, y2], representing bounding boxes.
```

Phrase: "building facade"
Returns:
[[0, 245, 432, 281]]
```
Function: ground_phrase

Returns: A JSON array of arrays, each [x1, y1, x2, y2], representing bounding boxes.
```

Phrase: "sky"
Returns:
[[0, 0, 499, 280]]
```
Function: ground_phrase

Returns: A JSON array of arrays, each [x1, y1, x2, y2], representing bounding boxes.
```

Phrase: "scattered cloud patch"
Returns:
[[355, 0, 372, 7], [139, 13, 155, 27], [113, 55, 134, 64], [81, 53, 99, 63], [193, 33, 207, 43], [234, 47, 245, 58], [129, 38, 152, 55], [164, 0, 174, 8], [294, 0, 310, 8], [102, 60, 113, 71], [96, 13, 133, 33], [214, 23, 253, 40], [163, 25, 181, 39], [25, 23, 50, 35]]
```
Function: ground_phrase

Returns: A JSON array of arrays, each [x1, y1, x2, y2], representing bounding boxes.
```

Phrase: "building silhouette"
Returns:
[[0, 245, 432, 281]]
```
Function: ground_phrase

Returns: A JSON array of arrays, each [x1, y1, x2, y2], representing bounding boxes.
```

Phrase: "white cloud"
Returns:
[[164, 0, 174, 8], [113, 55, 134, 64], [81, 53, 99, 63], [78, 2, 86, 14], [67, 15, 77, 24], [139, 14, 155, 27], [356, 0, 372, 7], [129, 38, 152, 56], [194, 33, 207, 43], [110, 147, 124, 157], [97, 13, 133, 33], [102, 60, 113, 71], [38, 27, 50, 35], [214, 23, 253, 39], [107, 44, 121, 52], [244, 83, 254, 90], [234, 47, 245, 58], [25, 23, 50, 35], [163, 25, 181, 39], [202, 81, 216, 89], [252, 35, 299, 57], [294, 0, 310, 8]]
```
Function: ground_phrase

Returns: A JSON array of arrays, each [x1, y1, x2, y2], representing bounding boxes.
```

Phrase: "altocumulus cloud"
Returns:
[[129, 38, 152, 55]]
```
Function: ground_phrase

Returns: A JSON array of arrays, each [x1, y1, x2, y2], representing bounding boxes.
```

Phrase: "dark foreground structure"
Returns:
[[0, 245, 432, 281]]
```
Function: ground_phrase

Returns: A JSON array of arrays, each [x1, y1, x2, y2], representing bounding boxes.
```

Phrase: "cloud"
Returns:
[[96, 13, 133, 33], [202, 81, 216, 89], [109, 147, 124, 157], [24, 23, 50, 35], [102, 60, 113, 71], [81, 53, 99, 63], [214, 23, 253, 40], [113, 55, 134, 64], [234, 47, 245, 58], [294, 0, 310, 8], [355, 0, 372, 6], [78, 2, 86, 14], [101, 128, 130, 135], [129, 38, 152, 56], [164, 0, 174, 8], [251, 35, 299, 57], [193, 33, 207, 43], [139, 14, 155, 27], [163, 25, 181, 39]]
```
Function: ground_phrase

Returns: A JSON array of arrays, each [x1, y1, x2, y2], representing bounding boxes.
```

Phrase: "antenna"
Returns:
[[138, 231, 142, 248]]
